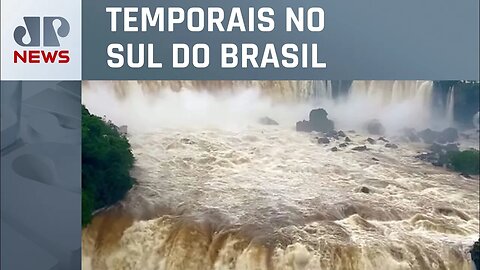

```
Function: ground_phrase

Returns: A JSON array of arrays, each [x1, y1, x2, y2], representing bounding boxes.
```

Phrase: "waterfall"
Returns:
[[348, 80, 433, 108], [106, 80, 317, 102], [84, 80, 438, 133], [82, 80, 478, 270], [312, 80, 333, 100], [317, 80, 435, 132], [446, 86, 455, 125], [98, 80, 434, 106], [474, 112, 480, 129]]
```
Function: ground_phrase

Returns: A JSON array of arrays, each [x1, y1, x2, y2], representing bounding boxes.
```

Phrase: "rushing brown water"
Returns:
[[82, 81, 479, 270]]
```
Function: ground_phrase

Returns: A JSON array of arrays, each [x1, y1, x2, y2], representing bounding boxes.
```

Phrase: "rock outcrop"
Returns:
[[296, 120, 312, 132], [318, 137, 330, 144], [415, 142, 462, 168], [418, 128, 459, 144], [352, 145, 368, 151], [365, 119, 385, 135], [438, 127, 458, 143], [296, 108, 335, 133], [259, 117, 279, 125], [358, 186, 371, 194], [402, 128, 420, 142], [385, 143, 398, 149], [378, 137, 389, 142]]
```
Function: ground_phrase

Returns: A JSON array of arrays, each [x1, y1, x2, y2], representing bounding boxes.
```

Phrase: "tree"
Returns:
[[82, 105, 134, 227]]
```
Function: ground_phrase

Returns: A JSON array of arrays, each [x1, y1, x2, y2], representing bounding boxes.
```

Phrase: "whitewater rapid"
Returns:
[[82, 127, 478, 270], [82, 81, 479, 270]]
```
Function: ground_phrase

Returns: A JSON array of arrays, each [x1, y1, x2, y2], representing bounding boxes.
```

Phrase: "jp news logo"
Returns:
[[13, 17, 70, 63]]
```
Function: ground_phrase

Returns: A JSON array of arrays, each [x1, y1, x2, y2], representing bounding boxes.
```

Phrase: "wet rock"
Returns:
[[445, 143, 459, 152], [359, 186, 371, 194], [180, 138, 195, 144], [436, 154, 450, 167], [331, 147, 339, 152], [296, 120, 312, 132], [337, 130, 346, 137], [366, 138, 376, 144], [460, 172, 472, 179], [438, 127, 458, 143], [429, 143, 444, 154], [418, 128, 439, 144], [416, 152, 439, 164], [403, 128, 421, 142], [325, 130, 339, 139], [309, 108, 335, 133], [432, 161, 444, 167], [385, 143, 398, 149], [339, 143, 348, 148], [259, 117, 279, 125], [296, 108, 335, 133], [372, 157, 379, 161], [416, 142, 460, 168], [365, 119, 385, 135], [318, 137, 330, 144], [352, 145, 368, 151], [309, 108, 335, 132], [417, 127, 458, 144], [345, 137, 352, 142], [429, 142, 459, 154], [378, 137, 389, 142]]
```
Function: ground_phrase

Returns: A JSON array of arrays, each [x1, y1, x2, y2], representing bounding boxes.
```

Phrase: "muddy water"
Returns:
[[82, 126, 478, 270], [82, 81, 478, 269]]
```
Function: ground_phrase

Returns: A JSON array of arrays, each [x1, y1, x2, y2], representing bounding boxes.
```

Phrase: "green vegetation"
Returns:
[[472, 239, 480, 268], [434, 81, 479, 127], [448, 150, 480, 175], [82, 106, 134, 226]]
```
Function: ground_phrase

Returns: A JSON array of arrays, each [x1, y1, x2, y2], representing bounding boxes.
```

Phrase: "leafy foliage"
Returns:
[[448, 149, 480, 175], [82, 106, 134, 226]]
